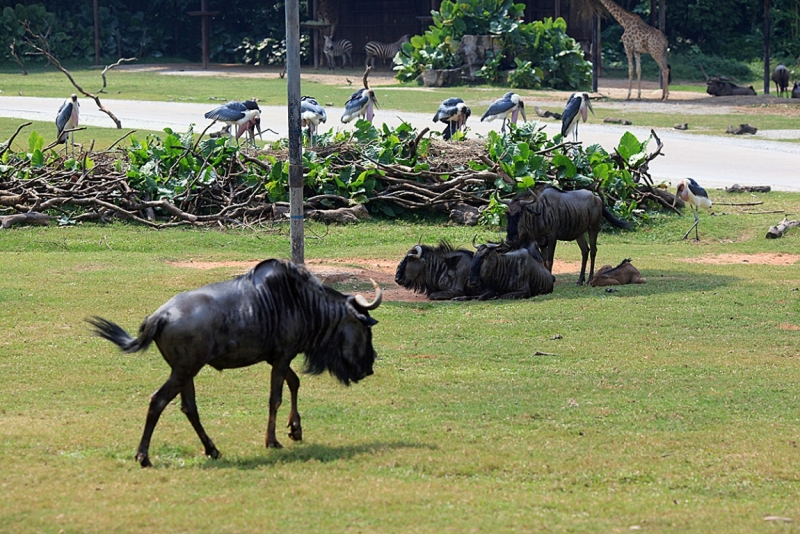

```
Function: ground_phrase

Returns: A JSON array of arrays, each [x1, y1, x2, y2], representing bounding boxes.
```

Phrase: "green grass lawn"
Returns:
[[1, 189, 800, 532]]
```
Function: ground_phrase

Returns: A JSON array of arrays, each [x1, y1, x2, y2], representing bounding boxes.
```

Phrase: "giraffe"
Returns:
[[596, 0, 670, 101], [316, 0, 339, 37]]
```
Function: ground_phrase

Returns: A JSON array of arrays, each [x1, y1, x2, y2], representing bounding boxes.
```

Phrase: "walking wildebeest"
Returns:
[[772, 65, 790, 98], [86, 258, 382, 467], [706, 78, 756, 96], [394, 240, 477, 300], [465, 241, 554, 299], [589, 258, 646, 287], [505, 187, 633, 285]]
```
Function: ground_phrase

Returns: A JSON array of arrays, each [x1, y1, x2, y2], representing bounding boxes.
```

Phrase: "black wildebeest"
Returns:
[[589, 258, 646, 287], [706, 78, 756, 96], [772, 65, 790, 98], [394, 240, 477, 300], [505, 187, 633, 285], [86, 258, 382, 467], [465, 241, 554, 300], [792, 81, 800, 99]]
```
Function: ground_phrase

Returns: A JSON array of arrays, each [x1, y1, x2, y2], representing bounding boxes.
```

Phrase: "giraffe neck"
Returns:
[[597, 0, 640, 27]]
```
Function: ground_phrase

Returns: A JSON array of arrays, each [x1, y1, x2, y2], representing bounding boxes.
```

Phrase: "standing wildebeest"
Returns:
[[394, 240, 476, 300], [506, 187, 633, 285], [465, 241, 554, 300], [86, 259, 382, 467], [772, 65, 790, 97]]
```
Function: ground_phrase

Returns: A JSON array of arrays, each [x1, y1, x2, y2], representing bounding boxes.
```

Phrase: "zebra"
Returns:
[[323, 35, 353, 70], [364, 34, 410, 69]]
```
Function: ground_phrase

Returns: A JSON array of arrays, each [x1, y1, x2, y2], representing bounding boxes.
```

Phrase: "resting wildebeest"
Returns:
[[706, 78, 756, 96], [793, 81, 800, 99], [589, 258, 646, 287], [772, 65, 790, 98], [505, 187, 633, 285], [465, 241, 554, 299], [394, 240, 477, 300], [86, 258, 382, 467]]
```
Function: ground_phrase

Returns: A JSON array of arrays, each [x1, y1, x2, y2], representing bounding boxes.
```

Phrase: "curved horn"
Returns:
[[472, 234, 479, 248], [354, 279, 382, 310], [417, 236, 422, 245], [499, 198, 511, 205], [407, 245, 423, 259]]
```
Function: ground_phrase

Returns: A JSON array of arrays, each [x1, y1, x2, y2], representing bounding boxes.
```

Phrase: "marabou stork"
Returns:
[[673, 178, 712, 241], [480, 92, 526, 133], [301, 96, 327, 146], [56, 94, 80, 154], [561, 92, 594, 143], [433, 97, 471, 141], [342, 66, 379, 124], [204, 100, 262, 146]]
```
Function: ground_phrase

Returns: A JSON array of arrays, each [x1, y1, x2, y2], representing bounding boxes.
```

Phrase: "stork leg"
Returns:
[[682, 209, 700, 241]]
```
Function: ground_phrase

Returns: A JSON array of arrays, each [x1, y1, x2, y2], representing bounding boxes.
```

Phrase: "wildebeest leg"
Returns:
[[543, 238, 557, 272], [180, 379, 220, 459], [266, 362, 289, 449], [587, 228, 599, 284], [575, 235, 590, 286], [137, 373, 186, 467], [284, 367, 303, 442]]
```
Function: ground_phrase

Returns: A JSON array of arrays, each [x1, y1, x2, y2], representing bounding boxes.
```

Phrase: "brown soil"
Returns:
[[680, 253, 800, 265], [167, 257, 583, 302]]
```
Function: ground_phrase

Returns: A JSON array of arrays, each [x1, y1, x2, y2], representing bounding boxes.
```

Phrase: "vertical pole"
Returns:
[[592, 14, 599, 93], [764, 0, 771, 94], [286, 0, 305, 265], [93, 0, 100, 66], [201, 0, 209, 70]]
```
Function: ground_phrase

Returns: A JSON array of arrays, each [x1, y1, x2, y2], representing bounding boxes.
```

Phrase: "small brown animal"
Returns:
[[589, 259, 646, 287]]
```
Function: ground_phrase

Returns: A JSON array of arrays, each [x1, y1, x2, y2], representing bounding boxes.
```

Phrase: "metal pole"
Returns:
[[286, 0, 304, 264], [764, 0, 771, 94]]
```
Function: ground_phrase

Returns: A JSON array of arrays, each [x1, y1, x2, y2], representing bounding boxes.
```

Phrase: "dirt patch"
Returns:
[[680, 253, 800, 265], [167, 257, 582, 302]]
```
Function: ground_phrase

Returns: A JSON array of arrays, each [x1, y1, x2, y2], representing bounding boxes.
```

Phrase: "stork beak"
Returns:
[[587, 99, 595, 117], [519, 102, 527, 123], [672, 185, 680, 208]]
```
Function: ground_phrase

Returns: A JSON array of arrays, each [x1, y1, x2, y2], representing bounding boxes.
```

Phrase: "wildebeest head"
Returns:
[[395, 244, 426, 289], [505, 199, 537, 242], [467, 241, 502, 290], [305, 280, 382, 385]]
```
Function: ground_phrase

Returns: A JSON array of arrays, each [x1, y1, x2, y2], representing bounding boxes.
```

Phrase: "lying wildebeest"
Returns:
[[706, 78, 756, 96], [793, 81, 800, 99], [505, 187, 633, 285], [464, 240, 554, 300], [86, 258, 382, 467], [394, 240, 477, 300], [589, 258, 646, 287], [772, 64, 790, 97]]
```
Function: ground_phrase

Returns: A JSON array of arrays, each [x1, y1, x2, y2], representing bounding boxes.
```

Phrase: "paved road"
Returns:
[[2, 95, 798, 192]]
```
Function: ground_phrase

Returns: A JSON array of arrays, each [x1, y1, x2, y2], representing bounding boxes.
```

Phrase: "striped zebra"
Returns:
[[323, 35, 353, 70], [364, 34, 410, 69]]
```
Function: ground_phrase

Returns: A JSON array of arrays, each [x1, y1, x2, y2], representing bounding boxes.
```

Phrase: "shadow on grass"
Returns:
[[549, 269, 738, 301], [197, 440, 435, 470]]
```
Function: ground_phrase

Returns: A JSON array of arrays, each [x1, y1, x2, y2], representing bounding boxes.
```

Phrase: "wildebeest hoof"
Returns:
[[267, 441, 283, 449], [287, 423, 303, 441], [206, 447, 221, 459], [136, 452, 152, 468]]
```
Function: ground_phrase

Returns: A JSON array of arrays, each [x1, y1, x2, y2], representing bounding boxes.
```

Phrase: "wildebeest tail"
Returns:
[[602, 207, 633, 229], [86, 315, 162, 353]]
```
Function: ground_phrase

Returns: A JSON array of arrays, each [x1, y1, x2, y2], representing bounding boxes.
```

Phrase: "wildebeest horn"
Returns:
[[354, 279, 382, 310], [407, 245, 422, 259], [472, 234, 479, 248], [499, 198, 511, 205]]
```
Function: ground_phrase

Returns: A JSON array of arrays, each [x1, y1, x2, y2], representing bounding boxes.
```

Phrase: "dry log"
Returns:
[[308, 204, 370, 224], [674, 123, 688, 130], [726, 124, 757, 135], [765, 218, 800, 239], [603, 117, 632, 125], [448, 203, 480, 226], [533, 106, 562, 120], [0, 212, 51, 229], [724, 184, 771, 193]]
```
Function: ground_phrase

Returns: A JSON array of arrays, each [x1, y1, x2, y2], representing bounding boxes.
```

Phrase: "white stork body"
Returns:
[[480, 92, 526, 133], [561, 92, 594, 143], [673, 178, 712, 240], [341, 88, 378, 124], [56, 94, 80, 153], [204, 100, 262, 145], [301, 96, 327, 146], [433, 97, 471, 141]]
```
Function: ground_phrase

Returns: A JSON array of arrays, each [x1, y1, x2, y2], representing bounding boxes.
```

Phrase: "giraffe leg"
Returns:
[[625, 48, 634, 101], [635, 53, 642, 100]]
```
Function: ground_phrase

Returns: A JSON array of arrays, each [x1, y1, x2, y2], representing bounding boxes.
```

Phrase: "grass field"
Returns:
[[1, 188, 799, 532]]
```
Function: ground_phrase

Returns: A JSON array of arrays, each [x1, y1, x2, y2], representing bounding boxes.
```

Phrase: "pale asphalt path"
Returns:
[[1, 95, 798, 192]]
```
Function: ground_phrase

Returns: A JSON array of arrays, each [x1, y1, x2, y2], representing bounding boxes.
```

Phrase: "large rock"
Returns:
[[457, 35, 501, 81], [421, 67, 462, 87]]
